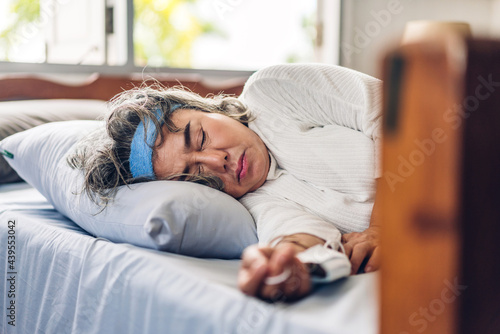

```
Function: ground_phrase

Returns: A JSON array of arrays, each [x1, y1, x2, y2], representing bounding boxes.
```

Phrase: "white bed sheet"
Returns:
[[0, 183, 379, 334]]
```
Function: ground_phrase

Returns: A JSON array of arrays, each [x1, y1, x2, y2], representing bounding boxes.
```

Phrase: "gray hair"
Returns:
[[67, 82, 253, 207]]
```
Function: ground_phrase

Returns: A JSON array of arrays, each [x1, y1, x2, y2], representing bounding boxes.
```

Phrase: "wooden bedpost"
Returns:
[[379, 38, 500, 334]]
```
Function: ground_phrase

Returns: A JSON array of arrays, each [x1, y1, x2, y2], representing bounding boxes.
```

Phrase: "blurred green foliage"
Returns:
[[134, 0, 222, 68]]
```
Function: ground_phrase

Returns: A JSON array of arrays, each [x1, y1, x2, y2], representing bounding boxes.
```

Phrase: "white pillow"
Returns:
[[0, 99, 105, 184], [0, 120, 257, 258]]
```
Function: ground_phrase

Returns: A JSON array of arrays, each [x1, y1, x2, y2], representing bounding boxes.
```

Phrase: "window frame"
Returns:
[[0, 0, 339, 78]]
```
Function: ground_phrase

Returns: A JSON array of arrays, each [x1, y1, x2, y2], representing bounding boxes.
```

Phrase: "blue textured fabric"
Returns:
[[0, 184, 378, 334], [129, 104, 181, 179]]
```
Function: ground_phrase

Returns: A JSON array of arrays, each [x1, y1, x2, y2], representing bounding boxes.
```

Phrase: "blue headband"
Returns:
[[129, 104, 182, 179]]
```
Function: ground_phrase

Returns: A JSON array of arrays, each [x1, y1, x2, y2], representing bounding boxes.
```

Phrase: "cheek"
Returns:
[[211, 118, 248, 139], [219, 177, 243, 198]]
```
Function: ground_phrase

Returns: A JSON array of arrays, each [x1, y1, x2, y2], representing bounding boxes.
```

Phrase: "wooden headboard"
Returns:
[[0, 74, 246, 102]]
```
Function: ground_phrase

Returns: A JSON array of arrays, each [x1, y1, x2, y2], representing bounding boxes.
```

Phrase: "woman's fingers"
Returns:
[[238, 260, 268, 296], [260, 263, 310, 301], [260, 245, 296, 300], [241, 245, 269, 269], [342, 232, 361, 243], [283, 259, 311, 300], [258, 245, 311, 301], [364, 246, 380, 273], [239, 245, 272, 296], [238, 244, 312, 301], [343, 241, 353, 259], [349, 242, 372, 275], [342, 227, 381, 275], [238, 274, 263, 298], [341, 232, 360, 258]]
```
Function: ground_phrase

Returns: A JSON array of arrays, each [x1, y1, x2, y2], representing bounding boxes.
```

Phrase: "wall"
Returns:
[[340, 0, 495, 78], [491, 0, 500, 36]]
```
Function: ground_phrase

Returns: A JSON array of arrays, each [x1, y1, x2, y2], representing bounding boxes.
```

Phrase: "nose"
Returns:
[[196, 149, 228, 174]]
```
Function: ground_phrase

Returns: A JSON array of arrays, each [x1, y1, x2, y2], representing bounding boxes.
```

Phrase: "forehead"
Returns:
[[171, 107, 229, 123], [170, 108, 202, 124]]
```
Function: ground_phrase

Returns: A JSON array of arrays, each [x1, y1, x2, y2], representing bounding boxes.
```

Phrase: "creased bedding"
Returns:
[[0, 183, 378, 334]]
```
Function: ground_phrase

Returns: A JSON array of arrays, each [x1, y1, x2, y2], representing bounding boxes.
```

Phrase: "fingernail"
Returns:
[[365, 266, 372, 273]]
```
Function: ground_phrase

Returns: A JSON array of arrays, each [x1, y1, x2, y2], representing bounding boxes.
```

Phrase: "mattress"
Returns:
[[0, 183, 378, 334]]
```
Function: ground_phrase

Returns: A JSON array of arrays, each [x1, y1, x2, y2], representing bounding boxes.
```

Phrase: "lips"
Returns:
[[236, 151, 247, 182]]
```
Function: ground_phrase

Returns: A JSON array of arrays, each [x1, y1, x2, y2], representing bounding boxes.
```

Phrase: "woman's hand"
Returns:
[[238, 243, 311, 302], [342, 226, 380, 275]]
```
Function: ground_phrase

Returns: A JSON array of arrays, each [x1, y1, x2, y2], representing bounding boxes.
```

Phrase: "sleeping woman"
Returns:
[[68, 64, 382, 301]]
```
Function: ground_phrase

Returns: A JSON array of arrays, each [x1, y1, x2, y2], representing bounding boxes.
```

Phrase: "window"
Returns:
[[0, 0, 125, 66], [134, 0, 317, 70], [0, 0, 339, 75]]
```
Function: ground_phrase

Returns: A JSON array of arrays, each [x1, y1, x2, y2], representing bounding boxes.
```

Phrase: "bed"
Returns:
[[0, 74, 378, 334]]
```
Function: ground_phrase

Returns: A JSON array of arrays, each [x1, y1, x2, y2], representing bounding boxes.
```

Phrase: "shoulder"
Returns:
[[240, 64, 381, 109], [242, 64, 380, 92]]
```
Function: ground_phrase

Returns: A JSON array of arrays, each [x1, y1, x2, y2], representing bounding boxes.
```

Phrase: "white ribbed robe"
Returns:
[[238, 64, 383, 248]]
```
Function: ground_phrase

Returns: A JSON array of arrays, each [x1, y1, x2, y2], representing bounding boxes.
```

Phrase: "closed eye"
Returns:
[[198, 127, 206, 175], [200, 128, 206, 150]]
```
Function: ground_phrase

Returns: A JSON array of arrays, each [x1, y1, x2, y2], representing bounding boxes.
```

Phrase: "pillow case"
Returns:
[[0, 120, 257, 258], [0, 99, 105, 184]]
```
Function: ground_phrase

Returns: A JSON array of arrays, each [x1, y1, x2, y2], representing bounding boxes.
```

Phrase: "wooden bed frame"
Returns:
[[0, 73, 246, 102]]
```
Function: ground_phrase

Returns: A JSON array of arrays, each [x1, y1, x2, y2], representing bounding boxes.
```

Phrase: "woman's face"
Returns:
[[153, 108, 270, 198]]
